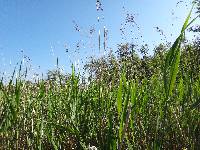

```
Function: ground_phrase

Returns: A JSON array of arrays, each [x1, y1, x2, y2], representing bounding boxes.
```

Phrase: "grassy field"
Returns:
[[0, 5, 200, 150]]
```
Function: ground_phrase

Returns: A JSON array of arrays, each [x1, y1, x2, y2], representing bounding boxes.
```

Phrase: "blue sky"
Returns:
[[0, 0, 197, 79]]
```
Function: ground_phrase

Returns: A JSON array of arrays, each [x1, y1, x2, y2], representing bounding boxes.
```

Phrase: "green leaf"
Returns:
[[117, 78, 123, 116]]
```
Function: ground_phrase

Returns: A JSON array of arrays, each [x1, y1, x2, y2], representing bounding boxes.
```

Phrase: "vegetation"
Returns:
[[0, 3, 200, 150]]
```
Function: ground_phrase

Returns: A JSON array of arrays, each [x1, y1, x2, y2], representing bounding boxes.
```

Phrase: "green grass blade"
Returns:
[[117, 78, 123, 116]]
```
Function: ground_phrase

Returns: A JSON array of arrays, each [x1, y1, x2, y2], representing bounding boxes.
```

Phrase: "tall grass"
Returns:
[[0, 5, 200, 150]]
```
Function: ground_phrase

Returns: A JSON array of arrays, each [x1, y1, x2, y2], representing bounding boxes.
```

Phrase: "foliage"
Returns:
[[0, 4, 200, 150], [188, 0, 200, 33]]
